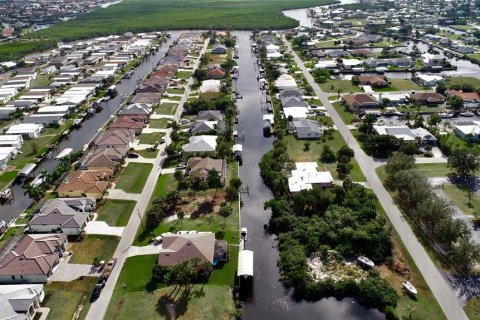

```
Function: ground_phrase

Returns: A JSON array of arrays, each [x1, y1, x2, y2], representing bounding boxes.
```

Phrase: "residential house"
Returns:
[[0, 234, 68, 284], [93, 129, 135, 150], [211, 45, 227, 54], [275, 74, 297, 90], [28, 199, 92, 235], [416, 74, 445, 87], [0, 147, 17, 171], [454, 121, 480, 142], [342, 93, 379, 113], [358, 75, 388, 88], [182, 135, 218, 154], [56, 170, 112, 199], [410, 92, 446, 104], [390, 58, 413, 67], [280, 96, 309, 108], [80, 147, 126, 171], [186, 157, 225, 182], [109, 116, 145, 134], [0, 135, 23, 148], [195, 110, 222, 121], [288, 162, 333, 192], [190, 121, 218, 135], [207, 65, 226, 79], [373, 125, 437, 145], [288, 119, 322, 139], [6, 124, 43, 139], [157, 232, 228, 267], [278, 89, 302, 100], [447, 90, 480, 108], [0, 284, 45, 320]]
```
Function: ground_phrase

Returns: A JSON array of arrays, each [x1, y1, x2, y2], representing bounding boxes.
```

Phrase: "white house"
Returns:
[[416, 74, 445, 87], [6, 123, 44, 139], [454, 121, 480, 142], [0, 135, 23, 148], [314, 60, 337, 69], [275, 74, 297, 90], [373, 125, 437, 145], [288, 162, 333, 192], [182, 135, 218, 153], [0, 147, 18, 171], [0, 284, 45, 320], [283, 107, 308, 120]]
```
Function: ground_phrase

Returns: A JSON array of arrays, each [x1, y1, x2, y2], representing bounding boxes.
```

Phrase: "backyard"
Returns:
[[155, 103, 178, 115], [149, 118, 170, 129], [332, 101, 359, 124], [442, 184, 480, 219], [96, 199, 137, 227], [69, 235, 120, 264], [138, 132, 166, 145], [115, 163, 153, 193], [283, 133, 366, 182], [43, 278, 98, 320]]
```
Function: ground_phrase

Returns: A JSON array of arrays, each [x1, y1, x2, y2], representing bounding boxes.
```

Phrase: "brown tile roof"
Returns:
[[158, 233, 215, 267], [57, 170, 112, 195], [447, 90, 480, 101], [411, 93, 446, 103], [109, 116, 145, 131], [343, 94, 377, 107], [94, 129, 135, 148], [187, 157, 223, 180], [0, 234, 67, 278], [82, 147, 126, 169], [358, 76, 388, 86]]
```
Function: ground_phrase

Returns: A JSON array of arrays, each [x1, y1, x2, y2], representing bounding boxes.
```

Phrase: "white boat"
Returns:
[[55, 148, 73, 160], [357, 256, 375, 268], [402, 281, 417, 295], [460, 111, 474, 117], [241, 227, 248, 241], [439, 112, 454, 119]]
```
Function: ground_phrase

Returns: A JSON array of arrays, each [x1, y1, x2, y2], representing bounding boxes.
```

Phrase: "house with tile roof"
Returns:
[[56, 170, 112, 199], [0, 284, 45, 320], [0, 234, 67, 283], [28, 199, 91, 235], [182, 135, 218, 154], [158, 232, 227, 267]]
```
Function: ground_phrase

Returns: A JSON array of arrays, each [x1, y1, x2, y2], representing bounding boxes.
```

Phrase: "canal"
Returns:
[[0, 31, 182, 221], [234, 31, 383, 320]]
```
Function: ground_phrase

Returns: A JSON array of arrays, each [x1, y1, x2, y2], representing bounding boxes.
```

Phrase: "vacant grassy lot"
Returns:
[[135, 148, 159, 158], [284, 133, 366, 182], [386, 79, 423, 91], [155, 102, 178, 115], [465, 296, 480, 319], [443, 184, 480, 218], [149, 118, 169, 129], [43, 278, 98, 320], [0, 170, 18, 190], [166, 87, 186, 94], [138, 132, 165, 145], [150, 173, 178, 202], [31, 0, 334, 42], [96, 199, 137, 226], [319, 79, 362, 93], [69, 235, 120, 264], [377, 163, 450, 181], [176, 71, 193, 79], [447, 76, 480, 89], [115, 163, 153, 193], [331, 101, 359, 124]]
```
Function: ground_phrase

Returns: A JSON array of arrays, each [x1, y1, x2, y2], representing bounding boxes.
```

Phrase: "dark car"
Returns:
[[127, 153, 140, 159], [90, 283, 103, 301]]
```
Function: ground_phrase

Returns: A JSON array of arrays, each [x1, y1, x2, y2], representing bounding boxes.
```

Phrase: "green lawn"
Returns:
[[331, 101, 359, 124], [69, 235, 120, 264], [465, 296, 480, 320], [319, 79, 362, 93], [376, 163, 450, 180], [155, 103, 178, 115], [135, 148, 159, 158], [115, 254, 160, 292], [284, 133, 366, 182], [315, 40, 339, 48], [442, 184, 480, 219], [0, 170, 18, 190], [115, 163, 153, 193], [9, 136, 57, 168], [138, 132, 166, 145], [31, 74, 52, 87], [149, 118, 170, 129], [446, 77, 480, 89], [96, 199, 137, 226], [176, 71, 193, 79], [397, 105, 446, 113], [166, 88, 186, 94], [386, 79, 424, 91], [150, 173, 178, 201], [164, 95, 183, 101], [43, 278, 98, 320]]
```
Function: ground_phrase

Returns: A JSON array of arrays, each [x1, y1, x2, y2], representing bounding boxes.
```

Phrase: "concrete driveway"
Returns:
[[85, 221, 124, 237], [49, 256, 101, 282]]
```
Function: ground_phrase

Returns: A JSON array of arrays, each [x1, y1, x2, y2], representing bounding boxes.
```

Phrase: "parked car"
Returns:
[[175, 164, 187, 171]]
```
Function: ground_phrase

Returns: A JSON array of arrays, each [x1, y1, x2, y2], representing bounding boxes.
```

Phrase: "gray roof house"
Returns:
[[0, 284, 45, 320], [280, 96, 309, 108], [190, 121, 218, 134], [212, 45, 227, 54], [28, 199, 92, 235], [279, 89, 302, 99], [288, 119, 322, 139], [196, 110, 222, 121]]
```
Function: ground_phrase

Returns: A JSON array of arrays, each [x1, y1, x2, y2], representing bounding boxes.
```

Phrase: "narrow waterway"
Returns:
[[235, 31, 383, 320], [0, 31, 182, 221]]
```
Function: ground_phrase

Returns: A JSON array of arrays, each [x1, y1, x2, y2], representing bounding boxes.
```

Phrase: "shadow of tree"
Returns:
[[191, 200, 214, 218], [156, 286, 193, 320]]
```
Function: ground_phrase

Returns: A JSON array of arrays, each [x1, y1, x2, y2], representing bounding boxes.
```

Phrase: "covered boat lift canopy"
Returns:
[[238, 250, 253, 278], [55, 148, 73, 159], [18, 163, 36, 177]]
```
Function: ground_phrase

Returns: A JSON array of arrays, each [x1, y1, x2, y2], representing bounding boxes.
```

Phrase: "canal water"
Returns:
[[235, 31, 383, 319], [0, 31, 182, 221]]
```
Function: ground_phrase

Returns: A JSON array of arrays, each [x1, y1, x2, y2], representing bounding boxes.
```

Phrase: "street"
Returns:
[[283, 35, 468, 320]]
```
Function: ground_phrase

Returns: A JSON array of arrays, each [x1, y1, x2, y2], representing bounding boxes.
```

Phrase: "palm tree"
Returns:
[[337, 88, 344, 101], [177, 210, 185, 228]]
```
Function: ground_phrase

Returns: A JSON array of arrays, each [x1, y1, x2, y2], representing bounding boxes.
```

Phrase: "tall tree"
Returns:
[[447, 149, 480, 178]]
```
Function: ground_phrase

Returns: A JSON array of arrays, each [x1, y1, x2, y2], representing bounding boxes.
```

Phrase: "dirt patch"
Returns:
[[112, 297, 125, 320], [177, 190, 227, 218]]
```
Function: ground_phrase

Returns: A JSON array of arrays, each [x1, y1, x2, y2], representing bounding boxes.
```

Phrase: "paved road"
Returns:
[[85, 36, 209, 320], [283, 35, 468, 320]]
